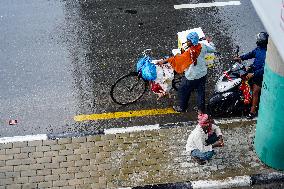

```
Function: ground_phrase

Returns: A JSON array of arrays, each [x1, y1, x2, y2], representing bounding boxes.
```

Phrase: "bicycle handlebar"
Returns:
[[142, 49, 152, 56]]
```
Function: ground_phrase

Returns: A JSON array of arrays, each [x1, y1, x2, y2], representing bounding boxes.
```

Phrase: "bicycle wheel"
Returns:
[[110, 72, 147, 105]]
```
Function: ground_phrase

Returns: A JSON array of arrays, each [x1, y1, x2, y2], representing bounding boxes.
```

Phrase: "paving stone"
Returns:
[[75, 172, 91, 179], [6, 184, 21, 189], [65, 143, 81, 149], [50, 144, 66, 151], [74, 148, 88, 155], [80, 142, 96, 148], [0, 178, 13, 185], [21, 158, 37, 165], [0, 154, 13, 161], [52, 168, 67, 175], [5, 171, 20, 178], [37, 156, 52, 163], [45, 174, 59, 182], [37, 169, 52, 176], [72, 137, 87, 143], [13, 177, 28, 184], [21, 170, 37, 177], [53, 180, 67, 187], [68, 178, 84, 186], [86, 135, 101, 142], [21, 146, 36, 153], [28, 175, 45, 183], [52, 156, 67, 163], [60, 186, 76, 189], [60, 161, 75, 168], [38, 181, 52, 188], [67, 155, 81, 161], [44, 150, 59, 157], [44, 162, 60, 169], [81, 153, 96, 160], [59, 149, 74, 156], [57, 138, 72, 145], [67, 167, 82, 173], [29, 151, 44, 158], [36, 145, 51, 152], [13, 153, 28, 159], [22, 183, 37, 189], [60, 173, 75, 180], [28, 140, 43, 147], [13, 141, 28, 148], [43, 139, 58, 146], [5, 159, 22, 166], [0, 143, 12, 149]]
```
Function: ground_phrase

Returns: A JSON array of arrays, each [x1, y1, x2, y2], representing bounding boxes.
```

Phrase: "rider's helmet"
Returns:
[[256, 32, 269, 47], [186, 32, 199, 46]]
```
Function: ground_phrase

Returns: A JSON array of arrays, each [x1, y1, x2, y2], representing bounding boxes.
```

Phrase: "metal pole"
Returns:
[[254, 39, 284, 170]]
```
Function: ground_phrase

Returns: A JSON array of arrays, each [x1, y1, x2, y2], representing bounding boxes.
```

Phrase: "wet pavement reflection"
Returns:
[[0, 0, 265, 137]]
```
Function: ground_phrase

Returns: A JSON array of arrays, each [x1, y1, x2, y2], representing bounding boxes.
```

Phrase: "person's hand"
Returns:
[[206, 36, 212, 43], [234, 56, 242, 62], [212, 138, 224, 147], [157, 58, 169, 65], [219, 138, 224, 147], [246, 73, 254, 80], [156, 59, 165, 65]]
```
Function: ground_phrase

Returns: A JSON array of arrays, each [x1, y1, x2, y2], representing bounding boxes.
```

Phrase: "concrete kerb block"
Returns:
[[120, 172, 284, 189], [47, 129, 104, 140], [251, 172, 284, 185]]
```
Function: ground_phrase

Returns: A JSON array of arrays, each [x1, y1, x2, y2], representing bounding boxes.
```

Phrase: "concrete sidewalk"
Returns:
[[0, 120, 283, 189]]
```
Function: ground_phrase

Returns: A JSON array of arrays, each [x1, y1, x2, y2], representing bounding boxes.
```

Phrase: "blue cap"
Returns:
[[186, 32, 199, 46]]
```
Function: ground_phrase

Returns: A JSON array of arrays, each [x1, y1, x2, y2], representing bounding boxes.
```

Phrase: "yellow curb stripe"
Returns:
[[74, 108, 179, 121]]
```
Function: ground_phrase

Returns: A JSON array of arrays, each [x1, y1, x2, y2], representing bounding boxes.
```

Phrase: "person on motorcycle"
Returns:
[[159, 32, 216, 113], [234, 32, 269, 119], [186, 113, 224, 165]]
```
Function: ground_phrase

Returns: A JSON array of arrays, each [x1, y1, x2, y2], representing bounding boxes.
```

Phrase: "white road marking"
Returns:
[[214, 117, 256, 124], [174, 1, 241, 9], [0, 134, 48, 144], [104, 124, 160, 135], [192, 175, 251, 189]]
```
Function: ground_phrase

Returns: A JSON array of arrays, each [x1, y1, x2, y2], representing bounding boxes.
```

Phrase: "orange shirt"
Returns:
[[168, 43, 202, 74]]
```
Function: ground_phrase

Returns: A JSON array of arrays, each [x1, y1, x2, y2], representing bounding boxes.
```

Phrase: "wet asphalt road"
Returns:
[[0, 0, 265, 137]]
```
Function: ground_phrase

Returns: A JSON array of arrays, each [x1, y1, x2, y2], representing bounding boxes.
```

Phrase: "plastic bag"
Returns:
[[136, 56, 157, 81], [151, 63, 174, 94]]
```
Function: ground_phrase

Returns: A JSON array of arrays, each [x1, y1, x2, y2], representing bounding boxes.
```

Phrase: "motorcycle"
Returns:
[[207, 46, 252, 117]]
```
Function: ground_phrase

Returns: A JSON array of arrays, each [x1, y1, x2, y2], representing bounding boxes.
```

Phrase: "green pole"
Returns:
[[254, 39, 284, 170]]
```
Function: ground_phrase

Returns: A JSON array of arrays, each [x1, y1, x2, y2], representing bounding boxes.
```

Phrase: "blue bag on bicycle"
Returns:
[[136, 56, 157, 81]]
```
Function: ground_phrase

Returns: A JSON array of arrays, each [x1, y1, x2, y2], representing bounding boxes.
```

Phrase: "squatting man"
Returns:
[[186, 113, 224, 165]]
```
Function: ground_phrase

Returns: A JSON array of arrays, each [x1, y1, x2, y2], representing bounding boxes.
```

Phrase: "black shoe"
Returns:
[[246, 112, 256, 119], [173, 106, 186, 112], [192, 156, 206, 165]]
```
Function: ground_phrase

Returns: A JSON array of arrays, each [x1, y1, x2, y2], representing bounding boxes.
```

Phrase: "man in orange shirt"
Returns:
[[158, 32, 202, 74], [158, 32, 209, 113]]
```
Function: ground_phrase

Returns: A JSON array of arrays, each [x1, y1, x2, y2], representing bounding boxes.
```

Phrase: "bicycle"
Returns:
[[110, 49, 182, 105]]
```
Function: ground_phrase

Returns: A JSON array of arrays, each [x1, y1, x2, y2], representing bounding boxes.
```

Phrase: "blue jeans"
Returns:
[[178, 75, 206, 112], [191, 149, 215, 161], [191, 133, 219, 161]]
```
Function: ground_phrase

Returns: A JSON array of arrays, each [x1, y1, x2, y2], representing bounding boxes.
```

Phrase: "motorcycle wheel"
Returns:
[[207, 94, 240, 117]]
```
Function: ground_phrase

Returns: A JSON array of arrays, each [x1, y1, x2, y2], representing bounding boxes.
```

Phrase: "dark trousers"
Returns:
[[178, 75, 206, 112]]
